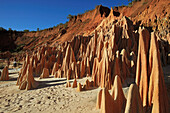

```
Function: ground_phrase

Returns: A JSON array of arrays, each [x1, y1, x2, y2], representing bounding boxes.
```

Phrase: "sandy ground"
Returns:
[[0, 65, 170, 113], [0, 69, 100, 113]]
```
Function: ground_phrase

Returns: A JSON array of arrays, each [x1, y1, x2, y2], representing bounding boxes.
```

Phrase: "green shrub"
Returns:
[[37, 28, 39, 31], [128, 0, 138, 7], [8, 28, 12, 31], [31, 31, 36, 33], [23, 29, 29, 32], [143, 2, 148, 5], [128, 2, 132, 7], [0, 27, 7, 31], [67, 14, 74, 20]]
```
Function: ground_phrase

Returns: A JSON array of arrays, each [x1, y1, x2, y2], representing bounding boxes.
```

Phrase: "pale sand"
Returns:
[[0, 73, 100, 113], [0, 65, 169, 113]]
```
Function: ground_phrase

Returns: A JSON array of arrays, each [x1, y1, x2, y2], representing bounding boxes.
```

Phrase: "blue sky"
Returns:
[[0, 0, 129, 31]]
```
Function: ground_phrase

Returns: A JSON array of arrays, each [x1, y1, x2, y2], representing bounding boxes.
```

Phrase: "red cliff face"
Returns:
[[118, 0, 170, 23]]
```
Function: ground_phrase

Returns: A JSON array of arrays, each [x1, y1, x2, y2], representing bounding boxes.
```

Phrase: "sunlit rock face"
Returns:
[[16, 5, 169, 113], [17, 54, 39, 90]]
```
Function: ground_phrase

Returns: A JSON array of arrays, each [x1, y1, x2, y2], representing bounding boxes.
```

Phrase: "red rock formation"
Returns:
[[96, 38, 104, 62], [80, 58, 85, 78], [77, 83, 82, 92], [112, 51, 122, 83], [96, 89, 103, 109], [99, 48, 111, 89], [105, 73, 112, 90], [86, 57, 91, 77], [66, 68, 71, 80], [17, 57, 29, 85], [77, 43, 86, 61], [111, 75, 126, 113], [35, 63, 43, 76], [18, 64, 38, 90], [51, 62, 59, 75], [83, 79, 90, 90], [92, 58, 99, 86], [72, 79, 77, 88], [148, 32, 169, 113], [124, 84, 143, 113], [135, 28, 150, 107], [100, 88, 115, 113], [108, 32, 117, 60], [120, 49, 130, 80], [44, 60, 49, 69], [130, 51, 137, 75], [40, 68, 49, 79], [55, 69, 62, 78], [65, 81, 71, 87], [0, 66, 9, 81], [61, 44, 76, 79]]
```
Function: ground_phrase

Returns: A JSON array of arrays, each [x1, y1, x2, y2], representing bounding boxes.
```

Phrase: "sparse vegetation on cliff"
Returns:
[[67, 14, 74, 20], [23, 29, 29, 32], [0, 27, 7, 31]]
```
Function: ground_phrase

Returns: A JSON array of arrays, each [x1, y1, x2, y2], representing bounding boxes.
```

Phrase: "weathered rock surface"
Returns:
[[65, 81, 71, 88], [100, 88, 115, 113], [111, 75, 126, 113], [96, 89, 103, 109], [124, 84, 143, 113], [148, 32, 169, 113], [135, 28, 150, 107], [61, 44, 77, 79], [72, 79, 77, 88], [77, 83, 82, 92], [14, 4, 169, 112], [0, 66, 9, 81], [18, 63, 39, 90], [40, 68, 50, 79]]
